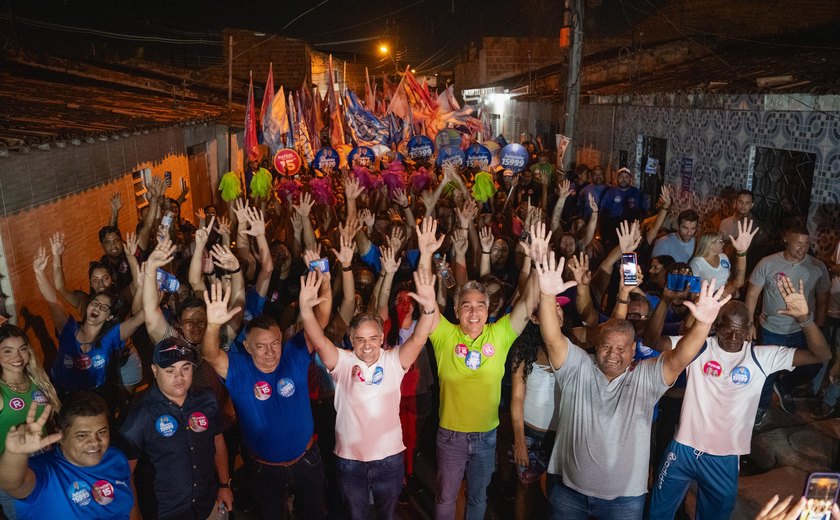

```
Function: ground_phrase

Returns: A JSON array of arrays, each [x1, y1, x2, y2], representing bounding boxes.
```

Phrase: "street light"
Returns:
[[378, 43, 398, 73]]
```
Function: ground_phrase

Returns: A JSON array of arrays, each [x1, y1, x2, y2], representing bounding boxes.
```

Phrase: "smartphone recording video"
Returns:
[[621, 253, 638, 286], [801, 472, 840, 520]]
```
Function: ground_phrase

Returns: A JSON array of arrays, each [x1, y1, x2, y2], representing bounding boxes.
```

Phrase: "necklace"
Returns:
[[0, 377, 29, 393]]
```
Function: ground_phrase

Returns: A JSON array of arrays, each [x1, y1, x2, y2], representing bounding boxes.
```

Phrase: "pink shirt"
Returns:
[[330, 348, 406, 461]]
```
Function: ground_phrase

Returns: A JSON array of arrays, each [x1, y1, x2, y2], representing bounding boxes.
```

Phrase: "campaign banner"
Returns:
[[436, 145, 466, 168], [465, 144, 492, 169], [274, 149, 302, 175], [349, 146, 376, 167], [435, 128, 462, 149], [312, 147, 339, 172], [499, 143, 529, 173], [680, 158, 693, 195], [555, 134, 571, 169], [407, 135, 435, 160]]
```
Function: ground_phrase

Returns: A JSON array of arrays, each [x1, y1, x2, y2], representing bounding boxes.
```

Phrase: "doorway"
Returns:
[[187, 144, 213, 212], [749, 146, 815, 229], [637, 135, 667, 214]]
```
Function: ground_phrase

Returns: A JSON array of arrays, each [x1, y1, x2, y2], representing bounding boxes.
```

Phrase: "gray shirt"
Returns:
[[652, 232, 695, 264], [548, 344, 670, 499], [749, 252, 830, 334]]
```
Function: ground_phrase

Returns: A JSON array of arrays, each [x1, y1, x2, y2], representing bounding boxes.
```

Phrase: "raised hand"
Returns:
[[456, 198, 478, 229], [296, 192, 314, 217], [408, 269, 437, 311], [232, 198, 249, 224], [194, 216, 216, 248], [203, 280, 241, 326], [416, 217, 444, 255], [381, 246, 402, 274], [385, 226, 405, 253], [216, 216, 231, 239], [618, 220, 642, 254], [148, 175, 165, 200], [479, 226, 495, 253], [290, 211, 304, 235], [730, 218, 759, 254], [303, 248, 324, 272], [535, 252, 577, 296], [419, 190, 436, 212], [682, 278, 731, 325], [210, 244, 240, 272], [776, 276, 809, 321], [110, 192, 123, 213], [393, 188, 409, 208], [359, 208, 375, 230], [299, 271, 328, 310], [332, 235, 355, 267], [148, 237, 176, 269], [451, 228, 468, 258], [568, 252, 592, 286], [659, 185, 673, 211], [528, 222, 553, 263], [558, 179, 571, 200], [587, 192, 598, 213], [32, 247, 49, 273], [339, 217, 363, 242], [123, 231, 140, 257], [5, 404, 62, 456], [49, 232, 66, 258], [243, 207, 266, 237], [344, 177, 363, 200]]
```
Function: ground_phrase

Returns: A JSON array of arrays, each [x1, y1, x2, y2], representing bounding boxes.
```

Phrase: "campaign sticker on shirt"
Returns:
[[63, 355, 75, 369], [74, 354, 92, 371], [731, 366, 751, 385], [92, 480, 114, 505], [627, 197, 636, 209], [454, 344, 468, 358], [253, 381, 272, 400], [703, 360, 722, 377], [465, 351, 481, 370], [91, 355, 106, 370], [277, 378, 295, 397], [67, 481, 92, 506], [155, 415, 178, 437], [352, 365, 365, 382], [721, 258, 731, 269], [481, 343, 495, 357], [614, 195, 622, 204], [371, 366, 384, 385], [188, 412, 209, 433], [31, 390, 49, 404], [8, 397, 25, 411]]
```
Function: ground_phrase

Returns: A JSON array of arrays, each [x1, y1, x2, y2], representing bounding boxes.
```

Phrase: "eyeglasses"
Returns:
[[89, 300, 111, 312]]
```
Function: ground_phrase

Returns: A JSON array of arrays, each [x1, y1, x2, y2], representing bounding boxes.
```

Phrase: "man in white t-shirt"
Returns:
[[298, 269, 437, 520], [649, 276, 831, 520]]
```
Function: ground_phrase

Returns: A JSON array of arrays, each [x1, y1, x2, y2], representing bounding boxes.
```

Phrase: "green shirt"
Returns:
[[430, 315, 518, 432], [0, 382, 48, 454], [530, 162, 556, 186]]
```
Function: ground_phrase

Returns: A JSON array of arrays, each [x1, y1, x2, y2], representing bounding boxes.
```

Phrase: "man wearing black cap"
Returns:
[[119, 337, 233, 519]]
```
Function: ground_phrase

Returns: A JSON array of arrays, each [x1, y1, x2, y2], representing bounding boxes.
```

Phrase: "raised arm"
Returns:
[[376, 245, 400, 321], [773, 276, 832, 366], [209, 243, 245, 333], [661, 279, 730, 385], [189, 216, 215, 295], [108, 192, 123, 228], [478, 226, 494, 277], [344, 176, 363, 222], [243, 207, 274, 297], [568, 253, 598, 325], [393, 189, 416, 241], [138, 176, 164, 251], [355, 209, 375, 257], [33, 247, 69, 332], [232, 199, 257, 281], [550, 179, 571, 235], [723, 218, 758, 296], [49, 232, 84, 311], [122, 232, 141, 296], [0, 404, 61, 499], [450, 228, 469, 287], [334, 234, 358, 326], [142, 238, 177, 343], [510, 222, 550, 334], [201, 281, 241, 379], [580, 193, 600, 248], [299, 271, 339, 370], [535, 252, 577, 369], [416, 216, 445, 274], [645, 185, 672, 245], [398, 269, 438, 370]]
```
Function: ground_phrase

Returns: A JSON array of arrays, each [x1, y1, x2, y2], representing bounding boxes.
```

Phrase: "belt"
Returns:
[[255, 435, 316, 467]]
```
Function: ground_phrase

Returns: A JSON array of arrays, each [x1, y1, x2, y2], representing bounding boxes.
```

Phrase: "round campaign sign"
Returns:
[[312, 147, 339, 173], [274, 149, 302, 176], [435, 128, 462, 149], [407, 135, 435, 160], [436, 145, 466, 168], [499, 143, 529, 173], [349, 146, 376, 167], [465, 144, 492, 168]]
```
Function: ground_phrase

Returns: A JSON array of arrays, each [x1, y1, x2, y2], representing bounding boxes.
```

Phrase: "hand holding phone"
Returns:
[[800, 472, 840, 519], [308, 258, 330, 273], [621, 253, 638, 286]]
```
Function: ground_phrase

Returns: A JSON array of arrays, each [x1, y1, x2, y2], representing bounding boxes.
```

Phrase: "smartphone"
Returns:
[[686, 275, 702, 293], [308, 257, 330, 273], [800, 472, 840, 519], [164, 171, 173, 187], [666, 273, 686, 292], [621, 253, 638, 286]]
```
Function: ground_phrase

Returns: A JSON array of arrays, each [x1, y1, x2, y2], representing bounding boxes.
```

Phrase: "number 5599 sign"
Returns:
[[273, 149, 302, 176]]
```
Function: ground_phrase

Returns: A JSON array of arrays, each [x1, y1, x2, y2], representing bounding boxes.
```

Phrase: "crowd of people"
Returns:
[[0, 142, 838, 520]]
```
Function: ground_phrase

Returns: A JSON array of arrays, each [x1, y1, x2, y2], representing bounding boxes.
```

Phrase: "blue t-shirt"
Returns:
[[243, 287, 267, 323], [360, 243, 382, 274], [652, 232, 695, 264], [599, 186, 645, 219], [224, 331, 314, 462], [51, 321, 123, 392], [578, 183, 609, 219], [15, 447, 133, 519]]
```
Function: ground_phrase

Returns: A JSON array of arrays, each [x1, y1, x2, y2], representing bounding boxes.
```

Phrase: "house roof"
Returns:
[[0, 52, 244, 151]]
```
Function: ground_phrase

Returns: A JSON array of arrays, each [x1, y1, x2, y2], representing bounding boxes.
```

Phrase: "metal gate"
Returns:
[[750, 147, 814, 229]]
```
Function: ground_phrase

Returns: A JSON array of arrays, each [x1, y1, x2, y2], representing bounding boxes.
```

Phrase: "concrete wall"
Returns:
[[455, 37, 565, 90], [222, 29, 312, 89]]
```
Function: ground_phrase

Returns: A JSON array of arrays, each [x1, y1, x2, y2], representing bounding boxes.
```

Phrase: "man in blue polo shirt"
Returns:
[[119, 337, 232, 519], [201, 281, 326, 520], [0, 392, 135, 519]]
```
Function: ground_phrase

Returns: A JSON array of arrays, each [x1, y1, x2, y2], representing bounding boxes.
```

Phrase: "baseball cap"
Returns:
[[153, 337, 197, 368]]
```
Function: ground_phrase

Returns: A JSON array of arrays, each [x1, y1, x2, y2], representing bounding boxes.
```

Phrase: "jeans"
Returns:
[[336, 452, 404, 520], [758, 328, 808, 409], [246, 442, 326, 520], [0, 489, 16, 520], [546, 474, 645, 520], [435, 427, 497, 520], [817, 317, 840, 405]]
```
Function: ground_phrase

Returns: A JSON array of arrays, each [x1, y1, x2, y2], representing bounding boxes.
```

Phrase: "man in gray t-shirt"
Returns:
[[745, 225, 830, 419], [535, 252, 728, 519]]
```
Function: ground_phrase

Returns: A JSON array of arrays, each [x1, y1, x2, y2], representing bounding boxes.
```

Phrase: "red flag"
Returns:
[[259, 63, 275, 128], [327, 55, 345, 147], [245, 72, 260, 162]]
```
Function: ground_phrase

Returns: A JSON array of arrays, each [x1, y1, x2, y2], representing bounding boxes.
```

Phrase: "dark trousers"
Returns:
[[246, 443, 327, 520], [336, 452, 404, 520]]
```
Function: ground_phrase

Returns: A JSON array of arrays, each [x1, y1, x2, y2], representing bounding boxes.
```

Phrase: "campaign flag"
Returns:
[[383, 73, 397, 103], [287, 90, 297, 149], [364, 67, 375, 111], [294, 92, 315, 163], [259, 63, 275, 129], [327, 55, 345, 146], [344, 89, 389, 147], [244, 72, 260, 162], [264, 86, 290, 155]]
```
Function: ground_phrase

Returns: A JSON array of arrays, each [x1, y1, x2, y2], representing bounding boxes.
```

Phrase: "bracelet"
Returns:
[[342, 266, 353, 272], [399, 204, 410, 209], [423, 309, 435, 315], [218, 478, 232, 489], [736, 251, 747, 257], [482, 250, 491, 254], [226, 266, 241, 274], [144, 272, 156, 277], [617, 297, 630, 305], [798, 316, 815, 328]]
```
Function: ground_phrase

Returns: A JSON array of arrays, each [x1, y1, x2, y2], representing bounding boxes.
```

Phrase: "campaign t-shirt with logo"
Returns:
[[51, 320, 123, 392], [689, 253, 732, 292], [224, 330, 314, 463], [429, 314, 518, 433], [675, 335, 795, 455], [331, 348, 406, 461], [15, 447, 133, 519], [0, 384, 50, 453]]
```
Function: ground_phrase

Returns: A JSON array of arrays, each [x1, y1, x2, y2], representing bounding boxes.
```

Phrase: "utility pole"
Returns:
[[563, 0, 583, 172], [227, 35, 233, 172]]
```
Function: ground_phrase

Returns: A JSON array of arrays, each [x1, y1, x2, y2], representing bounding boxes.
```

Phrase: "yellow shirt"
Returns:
[[430, 314, 518, 432]]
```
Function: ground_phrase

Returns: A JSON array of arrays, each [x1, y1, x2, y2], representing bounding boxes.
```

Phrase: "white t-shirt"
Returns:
[[523, 363, 560, 432], [675, 336, 795, 456], [689, 254, 731, 292], [330, 348, 407, 461]]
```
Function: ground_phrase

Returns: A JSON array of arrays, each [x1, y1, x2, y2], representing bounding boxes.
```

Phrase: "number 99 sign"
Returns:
[[273, 149, 302, 176]]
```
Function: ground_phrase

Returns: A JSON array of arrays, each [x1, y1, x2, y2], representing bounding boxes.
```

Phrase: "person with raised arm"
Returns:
[[536, 251, 729, 519], [298, 268, 436, 520]]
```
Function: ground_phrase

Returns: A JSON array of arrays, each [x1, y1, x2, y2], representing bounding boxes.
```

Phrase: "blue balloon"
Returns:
[[349, 146, 376, 167], [436, 145, 466, 168], [312, 147, 339, 172], [465, 144, 492, 168], [435, 128, 462, 149], [499, 143, 529, 173], [407, 135, 435, 160]]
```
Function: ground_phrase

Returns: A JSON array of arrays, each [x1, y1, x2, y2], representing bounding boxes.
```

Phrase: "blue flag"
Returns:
[[344, 89, 389, 147]]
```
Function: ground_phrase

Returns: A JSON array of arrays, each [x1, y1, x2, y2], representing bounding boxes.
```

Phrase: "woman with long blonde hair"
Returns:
[[689, 219, 758, 297], [0, 323, 61, 519]]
